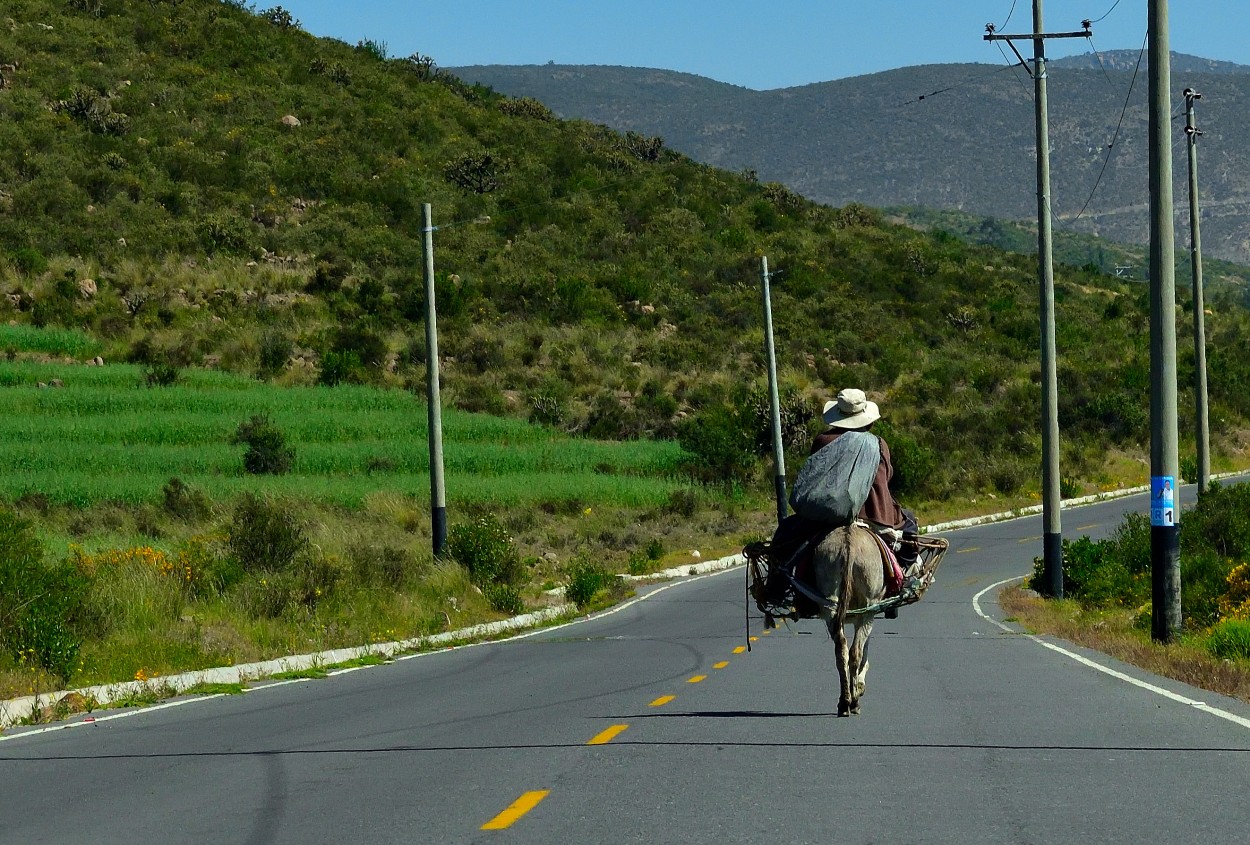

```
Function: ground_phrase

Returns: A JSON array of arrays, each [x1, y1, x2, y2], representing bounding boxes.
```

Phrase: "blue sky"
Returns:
[[272, 1, 1249, 90]]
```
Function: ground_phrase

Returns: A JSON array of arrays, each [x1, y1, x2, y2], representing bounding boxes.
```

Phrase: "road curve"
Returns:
[[3, 483, 1250, 844]]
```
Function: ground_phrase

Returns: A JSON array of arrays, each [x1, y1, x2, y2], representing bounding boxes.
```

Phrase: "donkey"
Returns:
[[810, 524, 888, 716]]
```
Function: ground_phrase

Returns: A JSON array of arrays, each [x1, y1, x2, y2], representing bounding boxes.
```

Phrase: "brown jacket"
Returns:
[[809, 428, 905, 529]]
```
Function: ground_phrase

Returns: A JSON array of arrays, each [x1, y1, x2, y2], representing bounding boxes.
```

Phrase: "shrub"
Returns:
[[676, 404, 757, 487], [12, 247, 48, 276], [1206, 619, 1250, 661], [875, 421, 937, 500], [162, 477, 211, 522], [565, 555, 610, 608], [226, 493, 307, 574], [447, 515, 521, 586], [0, 510, 89, 681], [1185, 482, 1250, 560], [662, 489, 699, 518], [144, 360, 180, 387], [483, 583, 524, 615], [1182, 550, 1233, 629], [318, 350, 363, 386], [1030, 520, 1150, 609], [350, 544, 412, 588], [257, 331, 292, 378], [233, 414, 295, 475], [1218, 562, 1250, 621]]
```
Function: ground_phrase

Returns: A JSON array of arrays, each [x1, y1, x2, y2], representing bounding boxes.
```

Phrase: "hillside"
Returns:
[[3, 0, 1250, 698], [449, 55, 1250, 265], [1, 0, 1248, 507]]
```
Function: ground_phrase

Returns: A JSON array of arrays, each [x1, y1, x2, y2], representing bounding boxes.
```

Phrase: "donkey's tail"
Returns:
[[833, 525, 855, 628]]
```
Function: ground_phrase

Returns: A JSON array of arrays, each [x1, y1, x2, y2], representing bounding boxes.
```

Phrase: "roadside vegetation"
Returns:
[[0, 2, 1247, 704], [1003, 481, 1250, 703]]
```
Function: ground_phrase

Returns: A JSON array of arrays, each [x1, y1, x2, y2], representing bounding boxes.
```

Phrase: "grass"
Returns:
[[999, 584, 1250, 704], [0, 361, 688, 508]]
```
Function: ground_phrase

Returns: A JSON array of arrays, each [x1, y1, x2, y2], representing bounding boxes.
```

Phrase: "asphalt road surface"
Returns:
[[4, 483, 1250, 844]]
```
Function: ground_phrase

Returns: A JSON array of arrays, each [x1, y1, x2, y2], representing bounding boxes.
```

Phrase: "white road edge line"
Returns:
[[0, 695, 225, 742], [972, 576, 1250, 732]]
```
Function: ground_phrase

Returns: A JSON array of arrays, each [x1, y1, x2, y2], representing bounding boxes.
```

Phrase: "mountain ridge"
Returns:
[[450, 54, 1250, 264]]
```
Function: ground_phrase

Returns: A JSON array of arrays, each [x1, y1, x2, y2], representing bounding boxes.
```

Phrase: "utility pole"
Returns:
[[984, 6, 1090, 598], [421, 203, 448, 556], [760, 257, 787, 525], [1148, 1, 1181, 643], [1184, 87, 1211, 494]]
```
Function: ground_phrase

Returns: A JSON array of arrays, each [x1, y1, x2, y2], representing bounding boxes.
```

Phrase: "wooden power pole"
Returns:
[[1148, 0, 1182, 643], [984, 5, 1091, 598], [1184, 88, 1211, 495]]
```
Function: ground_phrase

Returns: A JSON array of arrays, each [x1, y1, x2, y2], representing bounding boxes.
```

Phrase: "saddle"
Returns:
[[745, 519, 948, 624]]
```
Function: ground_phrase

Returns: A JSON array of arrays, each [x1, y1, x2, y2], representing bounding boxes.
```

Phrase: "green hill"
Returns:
[[2, 0, 1248, 504], [3, 0, 1250, 698]]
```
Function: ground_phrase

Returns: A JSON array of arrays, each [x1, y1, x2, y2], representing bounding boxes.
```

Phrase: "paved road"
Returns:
[[4, 484, 1250, 844]]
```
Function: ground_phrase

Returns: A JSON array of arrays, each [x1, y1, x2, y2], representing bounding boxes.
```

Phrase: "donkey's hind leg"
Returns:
[[847, 617, 874, 713], [822, 609, 853, 717]]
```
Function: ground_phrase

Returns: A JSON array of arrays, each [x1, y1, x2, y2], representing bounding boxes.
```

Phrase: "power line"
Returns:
[[896, 64, 1019, 107], [1064, 32, 1148, 227], [997, 0, 1020, 32], [1086, 0, 1125, 25]]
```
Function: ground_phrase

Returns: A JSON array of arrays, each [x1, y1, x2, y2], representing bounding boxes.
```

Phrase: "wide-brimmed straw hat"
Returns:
[[822, 388, 880, 429]]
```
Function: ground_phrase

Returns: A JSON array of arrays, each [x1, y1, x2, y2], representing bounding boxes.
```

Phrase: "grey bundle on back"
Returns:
[[788, 431, 880, 525]]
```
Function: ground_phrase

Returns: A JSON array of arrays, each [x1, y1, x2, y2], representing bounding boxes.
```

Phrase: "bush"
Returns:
[[144, 360, 181, 387], [258, 331, 292, 378], [447, 515, 521, 586], [12, 247, 48, 276], [876, 421, 937, 500], [162, 477, 211, 521], [1182, 550, 1233, 629], [0, 509, 89, 681], [350, 544, 412, 589], [1206, 619, 1250, 661], [565, 555, 610, 608], [1185, 482, 1250, 560], [676, 404, 757, 487], [1030, 516, 1151, 608], [233, 414, 295, 475], [483, 583, 525, 615], [318, 350, 363, 386], [226, 493, 307, 575]]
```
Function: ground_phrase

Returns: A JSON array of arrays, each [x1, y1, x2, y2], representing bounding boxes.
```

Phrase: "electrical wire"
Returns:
[[1064, 32, 1148, 227], [896, 63, 1020, 107], [997, 0, 1019, 32], [1086, 0, 1124, 25]]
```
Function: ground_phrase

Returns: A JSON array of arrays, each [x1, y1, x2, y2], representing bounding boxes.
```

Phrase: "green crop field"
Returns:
[[0, 361, 689, 509]]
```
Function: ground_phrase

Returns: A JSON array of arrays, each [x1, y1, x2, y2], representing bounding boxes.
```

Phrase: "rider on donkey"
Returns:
[[757, 387, 921, 618]]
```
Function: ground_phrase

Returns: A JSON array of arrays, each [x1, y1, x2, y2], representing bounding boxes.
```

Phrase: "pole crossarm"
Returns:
[[983, 31, 1093, 41]]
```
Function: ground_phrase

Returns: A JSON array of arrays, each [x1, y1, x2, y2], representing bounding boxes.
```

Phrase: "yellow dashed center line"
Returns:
[[650, 695, 675, 707], [957, 547, 980, 554], [748, 636, 759, 642], [733, 646, 747, 654], [587, 724, 629, 745], [1076, 524, 1098, 531], [713, 661, 729, 669], [1018, 536, 1040, 543], [481, 790, 550, 830], [687, 675, 707, 684]]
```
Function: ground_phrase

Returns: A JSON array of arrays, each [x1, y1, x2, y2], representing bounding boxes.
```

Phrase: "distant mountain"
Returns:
[[1050, 50, 1250, 74], [451, 53, 1250, 264]]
